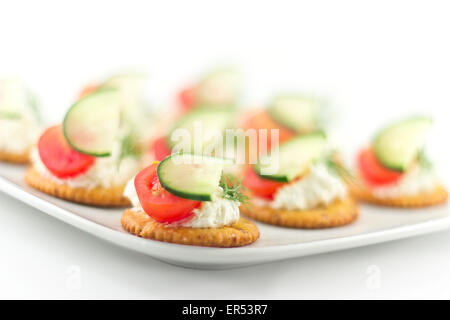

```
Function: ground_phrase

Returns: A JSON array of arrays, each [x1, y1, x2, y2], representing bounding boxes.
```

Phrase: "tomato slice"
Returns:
[[78, 84, 99, 99], [134, 164, 201, 223], [358, 148, 403, 186], [243, 167, 285, 200], [242, 111, 295, 152], [150, 136, 172, 161], [38, 125, 95, 178], [178, 86, 196, 111]]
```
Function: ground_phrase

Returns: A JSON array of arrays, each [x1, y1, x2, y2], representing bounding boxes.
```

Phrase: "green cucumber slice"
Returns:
[[0, 111, 21, 119], [168, 108, 235, 152], [63, 88, 121, 157], [195, 69, 239, 107], [0, 78, 40, 122], [101, 72, 147, 122], [255, 132, 327, 182], [373, 116, 432, 172], [267, 95, 321, 133], [157, 153, 233, 201], [101, 72, 146, 92]]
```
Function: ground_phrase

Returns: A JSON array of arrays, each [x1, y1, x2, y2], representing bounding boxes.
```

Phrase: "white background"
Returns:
[[1, 0, 450, 299]]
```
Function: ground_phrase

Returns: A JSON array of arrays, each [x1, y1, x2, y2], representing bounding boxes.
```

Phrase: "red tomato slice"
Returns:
[[134, 164, 201, 223], [78, 84, 98, 100], [242, 110, 295, 152], [358, 148, 403, 186], [38, 125, 95, 179], [178, 86, 196, 111], [243, 167, 285, 200], [150, 136, 172, 161]]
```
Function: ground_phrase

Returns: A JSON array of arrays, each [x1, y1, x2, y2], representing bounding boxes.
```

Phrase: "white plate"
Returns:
[[0, 162, 449, 269]]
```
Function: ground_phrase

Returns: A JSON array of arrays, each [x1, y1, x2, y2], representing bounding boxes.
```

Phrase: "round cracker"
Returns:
[[25, 167, 130, 207], [348, 182, 448, 208], [240, 197, 358, 228], [121, 209, 260, 247], [0, 150, 29, 164]]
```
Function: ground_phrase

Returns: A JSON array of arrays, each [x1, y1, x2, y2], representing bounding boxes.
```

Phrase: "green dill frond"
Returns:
[[418, 149, 433, 170], [117, 130, 142, 168], [120, 131, 141, 158], [219, 174, 249, 204], [322, 155, 361, 187], [26, 89, 42, 123]]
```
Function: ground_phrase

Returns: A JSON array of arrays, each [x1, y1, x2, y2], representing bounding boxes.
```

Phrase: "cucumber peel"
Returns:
[[255, 132, 327, 182], [372, 116, 432, 172], [267, 95, 321, 133], [0, 111, 21, 119], [168, 108, 235, 152], [63, 88, 121, 157]]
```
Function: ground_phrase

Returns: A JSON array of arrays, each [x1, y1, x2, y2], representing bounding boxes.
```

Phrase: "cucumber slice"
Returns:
[[101, 72, 146, 121], [63, 88, 121, 157], [0, 78, 40, 122], [267, 95, 321, 133], [101, 72, 146, 92], [168, 108, 235, 152], [0, 111, 21, 119], [196, 69, 239, 107], [157, 153, 233, 201], [255, 132, 327, 182], [373, 116, 432, 172]]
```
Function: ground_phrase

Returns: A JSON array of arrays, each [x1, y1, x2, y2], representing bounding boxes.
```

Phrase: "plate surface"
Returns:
[[0, 162, 448, 269]]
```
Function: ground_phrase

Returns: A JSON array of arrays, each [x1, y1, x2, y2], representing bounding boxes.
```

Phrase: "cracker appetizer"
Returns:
[[149, 107, 235, 160], [77, 73, 151, 139], [148, 69, 240, 162], [122, 153, 259, 247], [350, 116, 448, 207], [26, 89, 142, 206], [240, 133, 358, 228], [240, 94, 325, 151], [0, 78, 41, 164], [147, 106, 247, 178], [177, 68, 239, 112]]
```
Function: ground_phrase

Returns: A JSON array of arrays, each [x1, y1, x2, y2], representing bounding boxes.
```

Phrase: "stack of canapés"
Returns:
[[0, 69, 447, 248]]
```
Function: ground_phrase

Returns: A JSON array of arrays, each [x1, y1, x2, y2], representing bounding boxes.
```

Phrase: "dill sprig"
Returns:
[[323, 155, 362, 188], [418, 149, 433, 170], [117, 130, 142, 168], [120, 131, 141, 158], [219, 174, 249, 204], [26, 89, 42, 124]]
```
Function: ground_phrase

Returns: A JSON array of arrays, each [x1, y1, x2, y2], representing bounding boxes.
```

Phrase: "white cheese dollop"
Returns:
[[0, 78, 41, 153], [31, 140, 141, 189], [0, 116, 40, 154], [179, 188, 240, 228], [255, 163, 348, 211], [371, 166, 438, 198], [124, 178, 240, 228]]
